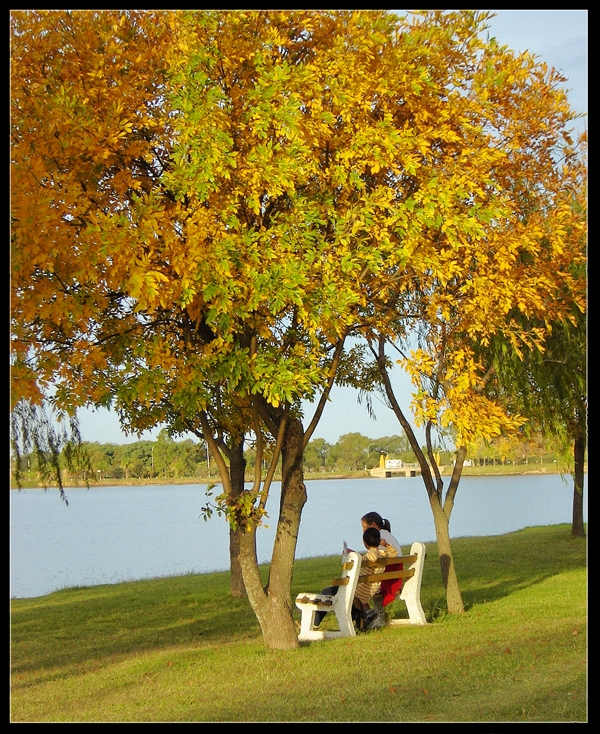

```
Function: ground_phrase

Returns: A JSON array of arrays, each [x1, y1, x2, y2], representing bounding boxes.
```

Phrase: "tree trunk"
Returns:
[[238, 417, 307, 650], [373, 336, 465, 615], [430, 493, 465, 613], [229, 530, 245, 597], [228, 439, 247, 598], [571, 434, 586, 537]]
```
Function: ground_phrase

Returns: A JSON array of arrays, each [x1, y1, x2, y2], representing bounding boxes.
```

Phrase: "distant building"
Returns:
[[385, 459, 403, 469]]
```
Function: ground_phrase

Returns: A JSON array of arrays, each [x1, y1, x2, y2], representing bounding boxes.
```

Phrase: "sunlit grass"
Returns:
[[10, 524, 586, 722]]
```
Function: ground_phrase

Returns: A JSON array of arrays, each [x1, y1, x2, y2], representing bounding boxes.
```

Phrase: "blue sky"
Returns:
[[76, 9, 588, 446], [483, 10, 587, 119]]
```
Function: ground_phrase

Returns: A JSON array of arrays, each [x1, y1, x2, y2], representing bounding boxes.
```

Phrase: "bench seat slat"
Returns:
[[357, 568, 415, 584], [361, 554, 417, 568]]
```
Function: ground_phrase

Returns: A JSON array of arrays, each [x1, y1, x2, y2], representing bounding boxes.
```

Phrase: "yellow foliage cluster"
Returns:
[[11, 10, 586, 449]]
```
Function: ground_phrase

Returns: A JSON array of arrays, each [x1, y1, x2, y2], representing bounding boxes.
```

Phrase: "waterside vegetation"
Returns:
[[11, 429, 578, 489]]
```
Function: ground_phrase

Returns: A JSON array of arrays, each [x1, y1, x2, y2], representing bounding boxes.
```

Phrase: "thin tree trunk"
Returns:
[[373, 335, 465, 614], [436, 445, 466, 613], [429, 494, 464, 612], [572, 434, 585, 537]]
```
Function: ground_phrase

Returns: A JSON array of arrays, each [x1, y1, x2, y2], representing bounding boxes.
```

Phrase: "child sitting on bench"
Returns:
[[352, 526, 398, 629]]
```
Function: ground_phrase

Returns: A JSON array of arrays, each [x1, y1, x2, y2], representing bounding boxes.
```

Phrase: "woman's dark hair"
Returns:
[[361, 511, 392, 532], [363, 527, 381, 548]]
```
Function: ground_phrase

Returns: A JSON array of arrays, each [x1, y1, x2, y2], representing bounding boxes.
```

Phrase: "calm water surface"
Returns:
[[10, 473, 587, 599]]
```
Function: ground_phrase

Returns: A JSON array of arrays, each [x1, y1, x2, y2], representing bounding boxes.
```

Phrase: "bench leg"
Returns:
[[333, 605, 356, 638], [390, 577, 427, 626], [298, 605, 320, 638], [404, 592, 427, 625], [296, 599, 356, 640], [296, 597, 336, 641]]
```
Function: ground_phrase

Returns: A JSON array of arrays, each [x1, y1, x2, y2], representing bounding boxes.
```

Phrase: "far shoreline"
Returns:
[[10, 464, 586, 490]]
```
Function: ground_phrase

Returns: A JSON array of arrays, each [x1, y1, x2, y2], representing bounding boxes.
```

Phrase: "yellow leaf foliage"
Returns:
[[10, 10, 586, 443]]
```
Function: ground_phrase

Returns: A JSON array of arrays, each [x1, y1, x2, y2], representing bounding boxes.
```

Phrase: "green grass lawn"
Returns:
[[10, 524, 587, 722]]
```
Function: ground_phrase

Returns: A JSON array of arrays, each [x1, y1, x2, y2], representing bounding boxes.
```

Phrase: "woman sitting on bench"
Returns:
[[361, 511, 403, 554]]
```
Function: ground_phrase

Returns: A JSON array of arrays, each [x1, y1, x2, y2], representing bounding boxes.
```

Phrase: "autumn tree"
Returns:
[[352, 14, 586, 612], [486, 144, 587, 536], [11, 10, 585, 644], [11, 9, 421, 648]]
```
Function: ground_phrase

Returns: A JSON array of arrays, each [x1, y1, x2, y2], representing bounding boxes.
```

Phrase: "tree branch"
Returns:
[[303, 336, 346, 451]]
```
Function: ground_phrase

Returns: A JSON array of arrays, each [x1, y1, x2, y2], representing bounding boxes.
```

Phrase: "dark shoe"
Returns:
[[361, 608, 383, 631], [314, 612, 326, 628]]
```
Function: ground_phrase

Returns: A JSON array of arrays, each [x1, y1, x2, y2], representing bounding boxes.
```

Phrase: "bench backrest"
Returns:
[[358, 541, 426, 605], [329, 550, 362, 617], [399, 541, 426, 607], [359, 552, 416, 584]]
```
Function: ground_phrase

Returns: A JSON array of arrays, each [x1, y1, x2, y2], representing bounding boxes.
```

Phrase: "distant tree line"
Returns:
[[12, 427, 572, 485]]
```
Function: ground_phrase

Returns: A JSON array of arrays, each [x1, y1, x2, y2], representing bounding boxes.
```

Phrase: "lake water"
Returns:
[[10, 473, 587, 599]]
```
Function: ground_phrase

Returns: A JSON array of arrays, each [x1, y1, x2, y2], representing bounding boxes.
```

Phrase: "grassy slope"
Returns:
[[10, 524, 587, 723]]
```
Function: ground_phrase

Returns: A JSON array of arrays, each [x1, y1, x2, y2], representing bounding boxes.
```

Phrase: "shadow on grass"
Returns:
[[11, 571, 264, 677], [11, 525, 586, 677], [418, 524, 587, 621]]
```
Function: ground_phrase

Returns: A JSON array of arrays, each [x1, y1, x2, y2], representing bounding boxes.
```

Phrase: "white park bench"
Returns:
[[295, 541, 427, 641]]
